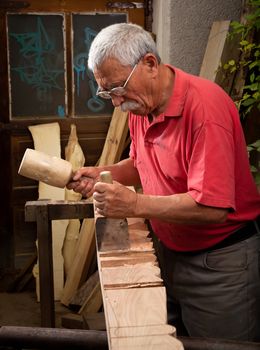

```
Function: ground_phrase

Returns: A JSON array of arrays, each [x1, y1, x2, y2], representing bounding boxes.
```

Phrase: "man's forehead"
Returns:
[[94, 60, 130, 87], [96, 57, 126, 71]]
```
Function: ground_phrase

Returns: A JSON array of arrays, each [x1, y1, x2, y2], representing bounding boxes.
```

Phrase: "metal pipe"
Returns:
[[0, 326, 108, 349], [0, 326, 260, 350]]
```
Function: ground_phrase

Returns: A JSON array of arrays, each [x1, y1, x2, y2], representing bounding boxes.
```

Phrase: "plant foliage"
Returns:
[[223, 0, 260, 185]]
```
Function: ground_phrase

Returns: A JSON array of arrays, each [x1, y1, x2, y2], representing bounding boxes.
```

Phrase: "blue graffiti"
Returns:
[[73, 27, 105, 113], [10, 17, 64, 102], [58, 105, 65, 117]]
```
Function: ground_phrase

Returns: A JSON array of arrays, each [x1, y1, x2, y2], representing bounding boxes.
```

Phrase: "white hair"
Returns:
[[88, 23, 161, 71]]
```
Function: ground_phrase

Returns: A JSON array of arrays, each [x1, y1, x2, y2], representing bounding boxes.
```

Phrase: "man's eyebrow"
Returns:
[[109, 81, 124, 89], [100, 80, 124, 91]]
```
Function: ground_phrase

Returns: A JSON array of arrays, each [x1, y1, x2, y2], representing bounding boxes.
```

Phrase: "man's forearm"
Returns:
[[98, 158, 141, 186], [135, 192, 228, 225]]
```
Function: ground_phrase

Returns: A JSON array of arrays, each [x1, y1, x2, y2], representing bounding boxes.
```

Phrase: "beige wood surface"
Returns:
[[199, 20, 231, 81], [63, 124, 85, 277], [61, 108, 129, 306], [29, 122, 68, 301], [101, 263, 162, 288], [61, 218, 96, 305], [96, 214, 183, 349], [98, 107, 129, 165], [105, 287, 167, 328], [111, 334, 184, 350], [110, 324, 176, 338], [199, 20, 242, 96]]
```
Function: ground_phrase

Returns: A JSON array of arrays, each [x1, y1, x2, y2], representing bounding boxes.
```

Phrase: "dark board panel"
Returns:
[[73, 13, 127, 116], [8, 14, 66, 118]]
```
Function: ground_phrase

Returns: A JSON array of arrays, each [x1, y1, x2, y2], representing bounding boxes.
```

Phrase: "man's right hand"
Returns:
[[66, 166, 100, 198]]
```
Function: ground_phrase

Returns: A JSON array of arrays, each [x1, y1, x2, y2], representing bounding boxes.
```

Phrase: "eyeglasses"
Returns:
[[96, 63, 138, 99]]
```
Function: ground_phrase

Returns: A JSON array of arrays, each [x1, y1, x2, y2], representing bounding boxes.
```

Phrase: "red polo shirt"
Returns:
[[129, 66, 260, 252]]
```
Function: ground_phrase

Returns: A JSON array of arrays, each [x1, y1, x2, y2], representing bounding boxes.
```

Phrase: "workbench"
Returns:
[[25, 199, 94, 327]]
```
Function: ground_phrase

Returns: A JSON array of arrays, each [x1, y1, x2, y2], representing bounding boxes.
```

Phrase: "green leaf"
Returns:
[[251, 140, 260, 148], [223, 63, 230, 70], [255, 174, 260, 186], [228, 59, 236, 66], [240, 40, 249, 46], [242, 98, 256, 106], [230, 21, 244, 31], [248, 83, 259, 91], [250, 72, 255, 82], [242, 92, 251, 99], [252, 92, 260, 99]]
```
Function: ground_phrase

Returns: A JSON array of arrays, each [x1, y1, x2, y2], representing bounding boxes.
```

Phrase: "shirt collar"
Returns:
[[163, 65, 189, 118]]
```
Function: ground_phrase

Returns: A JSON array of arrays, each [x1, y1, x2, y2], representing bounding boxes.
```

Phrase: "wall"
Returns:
[[153, 0, 243, 75]]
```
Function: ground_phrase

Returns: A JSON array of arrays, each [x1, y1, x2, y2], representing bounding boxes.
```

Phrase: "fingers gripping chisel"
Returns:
[[95, 171, 130, 252]]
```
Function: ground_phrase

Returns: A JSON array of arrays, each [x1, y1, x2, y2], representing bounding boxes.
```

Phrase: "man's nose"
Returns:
[[110, 95, 124, 107]]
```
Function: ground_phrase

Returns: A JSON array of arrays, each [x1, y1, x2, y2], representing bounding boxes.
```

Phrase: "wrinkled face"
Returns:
[[93, 54, 160, 116]]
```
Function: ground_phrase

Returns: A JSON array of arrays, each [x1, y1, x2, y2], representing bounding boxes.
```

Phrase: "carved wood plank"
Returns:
[[97, 217, 183, 350], [101, 263, 163, 288]]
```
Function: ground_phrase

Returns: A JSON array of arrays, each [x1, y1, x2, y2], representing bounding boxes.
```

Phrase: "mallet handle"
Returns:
[[100, 170, 113, 184]]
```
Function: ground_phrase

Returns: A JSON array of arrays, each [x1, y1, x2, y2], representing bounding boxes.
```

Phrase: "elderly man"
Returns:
[[67, 23, 260, 341]]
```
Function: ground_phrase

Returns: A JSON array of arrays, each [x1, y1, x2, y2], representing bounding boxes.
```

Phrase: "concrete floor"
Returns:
[[0, 292, 68, 328]]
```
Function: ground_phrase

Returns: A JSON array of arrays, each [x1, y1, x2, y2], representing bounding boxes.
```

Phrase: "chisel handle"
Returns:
[[100, 170, 113, 184]]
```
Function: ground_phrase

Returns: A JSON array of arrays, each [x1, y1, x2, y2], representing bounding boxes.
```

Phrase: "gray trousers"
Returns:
[[157, 232, 260, 341]]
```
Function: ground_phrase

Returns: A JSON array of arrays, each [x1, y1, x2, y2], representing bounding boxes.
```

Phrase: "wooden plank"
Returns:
[[61, 107, 129, 306], [69, 270, 99, 308], [29, 122, 68, 301], [101, 263, 163, 288], [100, 252, 157, 268], [82, 312, 106, 331], [111, 334, 184, 350], [63, 124, 85, 277], [98, 108, 129, 165], [199, 20, 241, 95], [78, 280, 103, 315], [104, 287, 167, 328], [61, 218, 96, 305], [25, 200, 94, 222], [61, 312, 84, 329], [200, 20, 231, 81], [96, 216, 183, 349], [110, 324, 176, 338]]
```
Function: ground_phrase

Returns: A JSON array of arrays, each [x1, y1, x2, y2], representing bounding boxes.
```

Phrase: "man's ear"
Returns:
[[142, 53, 159, 76]]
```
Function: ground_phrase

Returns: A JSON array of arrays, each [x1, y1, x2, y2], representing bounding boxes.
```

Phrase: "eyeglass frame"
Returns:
[[96, 63, 138, 100]]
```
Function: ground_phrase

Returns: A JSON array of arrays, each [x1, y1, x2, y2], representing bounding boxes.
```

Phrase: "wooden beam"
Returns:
[[200, 21, 231, 81], [61, 108, 129, 306], [25, 199, 94, 221], [199, 20, 241, 95], [96, 215, 183, 349]]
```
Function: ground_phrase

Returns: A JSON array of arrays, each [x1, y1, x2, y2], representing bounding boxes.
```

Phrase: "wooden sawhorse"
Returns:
[[25, 199, 94, 327]]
